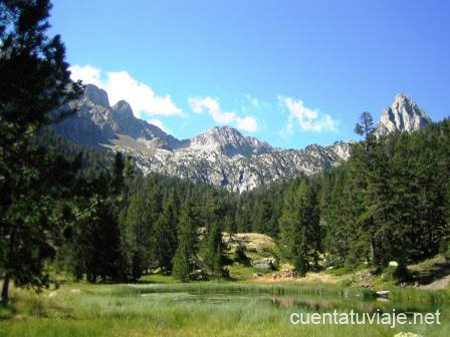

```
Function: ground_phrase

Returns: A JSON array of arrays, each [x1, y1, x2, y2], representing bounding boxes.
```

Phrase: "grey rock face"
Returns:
[[375, 93, 431, 137], [186, 126, 274, 157], [84, 84, 110, 107], [125, 140, 350, 192], [55, 85, 182, 149], [251, 258, 275, 270]]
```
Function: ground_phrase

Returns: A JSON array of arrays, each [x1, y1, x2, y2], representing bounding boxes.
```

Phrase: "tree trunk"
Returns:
[[1, 274, 10, 306], [369, 236, 375, 263], [394, 259, 410, 281], [2, 226, 17, 306]]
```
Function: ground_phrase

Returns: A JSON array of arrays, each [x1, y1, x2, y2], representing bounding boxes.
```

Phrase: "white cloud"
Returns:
[[69, 65, 182, 119], [70, 65, 102, 86], [188, 96, 258, 132], [278, 96, 338, 134], [236, 116, 258, 132]]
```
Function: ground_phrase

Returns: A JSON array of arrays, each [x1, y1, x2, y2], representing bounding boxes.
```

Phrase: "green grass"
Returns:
[[227, 262, 255, 280], [1, 282, 449, 337], [390, 288, 450, 304], [326, 266, 366, 276], [133, 282, 377, 301], [139, 273, 181, 284]]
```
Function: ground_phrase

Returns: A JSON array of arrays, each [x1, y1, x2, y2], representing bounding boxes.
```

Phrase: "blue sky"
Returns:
[[50, 0, 450, 149]]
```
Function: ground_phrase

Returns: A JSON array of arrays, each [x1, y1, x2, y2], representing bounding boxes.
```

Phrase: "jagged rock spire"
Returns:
[[375, 93, 432, 137]]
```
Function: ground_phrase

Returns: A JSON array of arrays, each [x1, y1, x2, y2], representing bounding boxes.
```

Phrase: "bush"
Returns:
[[294, 255, 308, 276]]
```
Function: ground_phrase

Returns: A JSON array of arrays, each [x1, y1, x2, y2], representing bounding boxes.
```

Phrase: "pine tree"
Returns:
[[279, 179, 321, 276], [253, 195, 274, 235], [172, 199, 197, 282], [0, 0, 82, 305], [154, 192, 178, 272], [201, 190, 224, 279], [321, 167, 352, 267], [345, 112, 382, 267], [120, 187, 154, 280]]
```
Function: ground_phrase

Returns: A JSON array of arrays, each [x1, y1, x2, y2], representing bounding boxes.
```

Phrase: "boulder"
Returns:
[[251, 258, 275, 270]]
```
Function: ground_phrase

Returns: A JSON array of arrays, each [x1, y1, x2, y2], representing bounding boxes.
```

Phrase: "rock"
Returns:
[[251, 258, 275, 270], [190, 269, 208, 281], [246, 242, 258, 253], [188, 126, 273, 157], [84, 84, 110, 107], [376, 93, 431, 137], [376, 290, 390, 298]]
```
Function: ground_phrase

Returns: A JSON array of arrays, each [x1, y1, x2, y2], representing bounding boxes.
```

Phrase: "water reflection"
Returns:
[[140, 288, 445, 317], [269, 295, 442, 317]]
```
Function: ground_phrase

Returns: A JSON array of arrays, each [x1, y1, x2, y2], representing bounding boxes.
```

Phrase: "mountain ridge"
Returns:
[[54, 85, 432, 192]]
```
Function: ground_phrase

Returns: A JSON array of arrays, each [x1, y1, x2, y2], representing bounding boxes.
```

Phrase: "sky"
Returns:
[[49, 0, 450, 149]]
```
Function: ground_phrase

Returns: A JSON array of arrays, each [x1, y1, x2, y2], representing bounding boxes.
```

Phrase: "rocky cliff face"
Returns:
[[55, 84, 183, 149], [127, 140, 350, 192], [375, 93, 432, 137], [186, 126, 274, 157], [54, 86, 430, 192]]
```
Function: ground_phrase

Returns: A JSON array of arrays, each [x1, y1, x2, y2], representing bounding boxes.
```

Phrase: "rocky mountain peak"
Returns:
[[112, 100, 133, 115], [59, 84, 180, 148], [111, 100, 135, 124], [375, 93, 431, 137], [84, 84, 110, 107], [187, 126, 273, 157]]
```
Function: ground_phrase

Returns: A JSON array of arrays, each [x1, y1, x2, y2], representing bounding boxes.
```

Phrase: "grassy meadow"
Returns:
[[1, 279, 449, 337], [2, 239, 450, 337]]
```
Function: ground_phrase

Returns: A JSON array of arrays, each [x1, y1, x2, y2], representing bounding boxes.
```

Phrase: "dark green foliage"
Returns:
[[172, 199, 198, 282], [320, 166, 354, 267], [321, 115, 450, 279], [279, 179, 321, 274], [119, 186, 154, 280], [0, 0, 82, 305], [57, 153, 125, 283], [201, 191, 225, 279], [154, 192, 178, 272], [52, 117, 450, 283]]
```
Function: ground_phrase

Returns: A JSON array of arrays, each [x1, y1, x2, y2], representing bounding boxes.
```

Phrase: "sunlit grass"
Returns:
[[1, 282, 449, 337]]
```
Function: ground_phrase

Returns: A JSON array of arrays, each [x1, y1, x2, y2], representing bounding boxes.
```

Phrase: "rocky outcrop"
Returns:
[[186, 126, 274, 157], [375, 93, 431, 137], [120, 140, 350, 192], [251, 258, 275, 270], [55, 84, 183, 149]]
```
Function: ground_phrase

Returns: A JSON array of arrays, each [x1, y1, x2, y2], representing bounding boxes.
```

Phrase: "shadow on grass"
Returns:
[[410, 258, 450, 286]]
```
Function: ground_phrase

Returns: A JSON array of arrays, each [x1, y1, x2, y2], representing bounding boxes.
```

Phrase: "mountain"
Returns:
[[187, 126, 274, 157], [375, 93, 432, 137], [55, 84, 183, 149], [54, 85, 430, 192]]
